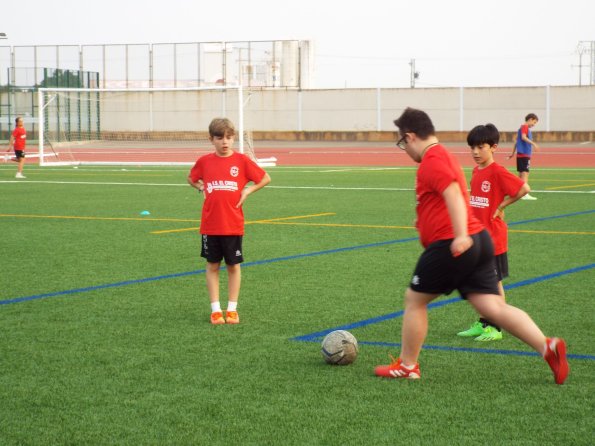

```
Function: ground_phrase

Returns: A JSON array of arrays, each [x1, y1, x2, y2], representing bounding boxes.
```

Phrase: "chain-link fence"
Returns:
[[0, 40, 310, 139], [0, 67, 100, 140], [0, 40, 310, 89]]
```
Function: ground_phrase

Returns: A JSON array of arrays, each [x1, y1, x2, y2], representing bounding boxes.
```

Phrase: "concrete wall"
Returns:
[[3, 85, 594, 142], [259, 86, 594, 132]]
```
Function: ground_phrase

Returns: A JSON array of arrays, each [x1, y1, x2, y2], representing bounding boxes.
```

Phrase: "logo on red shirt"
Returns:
[[230, 166, 239, 177], [481, 180, 491, 193]]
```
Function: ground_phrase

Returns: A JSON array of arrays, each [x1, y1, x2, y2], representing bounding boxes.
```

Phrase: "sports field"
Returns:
[[1, 147, 594, 445]]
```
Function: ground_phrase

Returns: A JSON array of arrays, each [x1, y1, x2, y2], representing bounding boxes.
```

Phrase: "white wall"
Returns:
[[241, 85, 595, 132], [25, 85, 595, 136]]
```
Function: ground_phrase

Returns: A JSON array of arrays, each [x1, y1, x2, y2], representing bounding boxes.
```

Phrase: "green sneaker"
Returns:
[[457, 321, 485, 337], [474, 325, 503, 342]]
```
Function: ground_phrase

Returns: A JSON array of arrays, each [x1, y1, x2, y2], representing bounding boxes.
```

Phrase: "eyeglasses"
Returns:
[[396, 135, 407, 150]]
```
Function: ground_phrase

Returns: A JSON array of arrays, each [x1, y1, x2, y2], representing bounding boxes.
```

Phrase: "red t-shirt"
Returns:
[[189, 151, 266, 235], [470, 163, 525, 255], [12, 127, 26, 150], [415, 144, 484, 247]]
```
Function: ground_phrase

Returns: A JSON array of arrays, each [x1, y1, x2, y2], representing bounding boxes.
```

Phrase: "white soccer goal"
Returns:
[[37, 85, 276, 167]]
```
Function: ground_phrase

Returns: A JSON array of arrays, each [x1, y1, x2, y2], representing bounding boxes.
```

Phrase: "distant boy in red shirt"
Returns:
[[6, 117, 27, 178], [374, 108, 568, 384], [457, 123, 529, 341], [187, 118, 271, 325]]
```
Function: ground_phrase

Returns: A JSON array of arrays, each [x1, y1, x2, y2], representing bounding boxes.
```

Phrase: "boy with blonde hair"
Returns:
[[187, 118, 271, 325]]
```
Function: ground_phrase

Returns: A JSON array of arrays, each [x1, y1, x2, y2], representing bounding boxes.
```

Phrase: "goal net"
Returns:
[[37, 85, 276, 167]]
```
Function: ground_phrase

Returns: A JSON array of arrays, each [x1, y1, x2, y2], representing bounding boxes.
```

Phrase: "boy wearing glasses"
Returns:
[[375, 107, 568, 384]]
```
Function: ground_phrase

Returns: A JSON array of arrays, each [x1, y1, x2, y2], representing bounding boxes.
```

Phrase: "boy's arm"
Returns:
[[7, 135, 14, 152], [493, 183, 530, 219], [507, 141, 517, 160], [236, 172, 271, 208], [442, 181, 473, 257], [187, 175, 206, 200], [187, 175, 203, 191], [521, 133, 539, 151]]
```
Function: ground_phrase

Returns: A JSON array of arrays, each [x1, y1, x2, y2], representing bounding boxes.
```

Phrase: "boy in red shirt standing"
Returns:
[[457, 123, 529, 341], [187, 118, 271, 325], [374, 108, 568, 384], [6, 117, 27, 178]]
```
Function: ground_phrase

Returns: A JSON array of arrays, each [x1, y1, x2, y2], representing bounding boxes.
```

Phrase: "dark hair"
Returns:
[[525, 113, 538, 122], [15, 116, 22, 125], [467, 123, 500, 147], [208, 117, 236, 137], [393, 107, 435, 139]]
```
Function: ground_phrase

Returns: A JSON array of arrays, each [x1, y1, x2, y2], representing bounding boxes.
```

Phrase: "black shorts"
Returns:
[[494, 252, 509, 281], [516, 157, 530, 172], [201, 235, 244, 265], [409, 229, 499, 299], [14, 150, 25, 159]]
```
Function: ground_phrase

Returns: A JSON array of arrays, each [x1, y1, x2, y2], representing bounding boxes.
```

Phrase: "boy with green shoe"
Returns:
[[457, 123, 529, 341]]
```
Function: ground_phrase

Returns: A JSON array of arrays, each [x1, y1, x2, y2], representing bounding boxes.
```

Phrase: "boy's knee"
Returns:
[[404, 288, 434, 308], [206, 262, 221, 271]]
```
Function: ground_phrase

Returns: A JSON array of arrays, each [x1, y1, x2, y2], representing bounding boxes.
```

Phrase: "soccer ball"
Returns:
[[321, 330, 358, 365]]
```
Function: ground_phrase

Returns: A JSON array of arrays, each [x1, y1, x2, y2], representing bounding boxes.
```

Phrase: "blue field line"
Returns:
[[0, 269, 207, 305], [504, 263, 595, 290], [1, 208, 592, 306], [508, 209, 595, 226], [0, 236, 419, 306], [292, 297, 461, 342], [292, 263, 595, 360]]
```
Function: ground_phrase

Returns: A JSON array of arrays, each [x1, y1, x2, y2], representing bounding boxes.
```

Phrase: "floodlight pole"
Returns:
[[409, 59, 420, 88], [591, 41, 595, 85], [576, 43, 587, 86]]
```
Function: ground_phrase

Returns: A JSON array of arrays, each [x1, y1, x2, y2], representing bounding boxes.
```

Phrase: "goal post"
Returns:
[[37, 85, 276, 167]]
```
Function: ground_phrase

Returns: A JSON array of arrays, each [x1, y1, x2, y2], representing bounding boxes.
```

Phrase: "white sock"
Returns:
[[227, 301, 237, 312], [211, 302, 221, 313]]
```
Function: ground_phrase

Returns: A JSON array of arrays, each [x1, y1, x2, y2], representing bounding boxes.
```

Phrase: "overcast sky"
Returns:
[[2, 0, 594, 88]]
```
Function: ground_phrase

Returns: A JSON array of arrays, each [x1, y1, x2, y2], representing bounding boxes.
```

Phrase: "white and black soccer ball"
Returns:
[[321, 330, 358, 365]]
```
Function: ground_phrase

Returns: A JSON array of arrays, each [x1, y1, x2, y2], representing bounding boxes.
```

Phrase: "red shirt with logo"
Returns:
[[189, 151, 266, 235], [470, 163, 524, 255], [12, 126, 26, 150], [416, 144, 484, 247]]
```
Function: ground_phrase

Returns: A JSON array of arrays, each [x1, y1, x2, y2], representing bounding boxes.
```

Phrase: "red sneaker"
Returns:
[[225, 310, 240, 324], [544, 337, 569, 385], [210, 311, 225, 325], [375, 355, 421, 379]]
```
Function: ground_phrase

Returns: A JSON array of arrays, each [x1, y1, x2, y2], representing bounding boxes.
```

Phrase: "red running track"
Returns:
[[19, 144, 595, 168]]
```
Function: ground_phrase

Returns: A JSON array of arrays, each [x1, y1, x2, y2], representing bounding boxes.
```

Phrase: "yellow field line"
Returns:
[[252, 221, 415, 229], [156, 224, 592, 234], [151, 227, 199, 234], [510, 229, 595, 235], [3, 213, 589, 236], [248, 212, 336, 224], [150, 212, 337, 234], [0, 213, 199, 223], [546, 182, 595, 190]]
